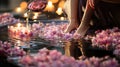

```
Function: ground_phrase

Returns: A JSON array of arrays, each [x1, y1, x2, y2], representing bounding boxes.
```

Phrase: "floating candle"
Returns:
[[8, 23, 33, 41], [56, 7, 63, 15]]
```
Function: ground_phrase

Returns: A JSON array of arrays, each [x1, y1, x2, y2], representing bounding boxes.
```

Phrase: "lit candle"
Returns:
[[48, 1, 53, 7], [33, 12, 40, 16], [32, 16, 38, 19], [45, 1, 55, 12], [8, 23, 33, 41], [60, 17, 65, 20], [15, 7, 23, 13], [33, 20, 37, 22], [17, 23, 22, 28], [32, 12, 40, 20], [20, 1, 28, 9], [56, 7, 63, 15], [23, 12, 28, 18]]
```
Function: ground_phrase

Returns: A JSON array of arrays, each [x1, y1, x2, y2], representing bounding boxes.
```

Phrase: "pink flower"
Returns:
[[49, 50, 62, 60], [73, 33, 82, 39], [20, 55, 33, 65], [38, 62, 49, 67]]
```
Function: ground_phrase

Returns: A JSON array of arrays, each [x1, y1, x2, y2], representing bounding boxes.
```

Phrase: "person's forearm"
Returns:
[[76, 0, 100, 36], [70, 0, 78, 20], [81, 1, 94, 26], [75, 0, 95, 36], [64, 0, 79, 33], [81, 0, 100, 26]]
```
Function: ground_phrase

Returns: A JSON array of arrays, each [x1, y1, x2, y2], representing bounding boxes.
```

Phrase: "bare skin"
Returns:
[[64, 0, 79, 33], [75, 0, 120, 36], [75, 0, 94, 36], [65, 0, 120, 36]]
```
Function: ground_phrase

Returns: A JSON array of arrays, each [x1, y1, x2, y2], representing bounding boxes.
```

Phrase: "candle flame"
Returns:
[[15, 7, 23, 13], [33, 12, 39, 16], [17, 23, 22, 27], [44, 1, 55, 12], [60, 17, 65, 20], [33, 15, 38, 19], [23, 12, 28, 17], [56, 7, 63, 15], [48, 1, 53, 6]]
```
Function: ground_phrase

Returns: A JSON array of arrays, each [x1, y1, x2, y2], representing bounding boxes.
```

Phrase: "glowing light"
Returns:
[[48, 0, 59, 3], [17, 23, 22, 27], [60, 17, 65, 20], [33, 12, 40, 16], [56, 7, 63, 15], [20, 1, 28, 9], [44, 1, 55, 12], [58, 1, 65, 8], [23, 12, 28, 18], [48, 1, 53, 6], [15, 7, 23, 13], [33, 15, 38, 19], [32, 12, 40, 19]]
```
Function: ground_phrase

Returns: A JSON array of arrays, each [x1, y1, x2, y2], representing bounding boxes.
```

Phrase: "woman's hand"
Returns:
[[88, 0, 95, 9]]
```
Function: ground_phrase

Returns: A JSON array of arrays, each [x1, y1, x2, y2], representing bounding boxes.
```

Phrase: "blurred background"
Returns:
[[0, 0, 67, 21]]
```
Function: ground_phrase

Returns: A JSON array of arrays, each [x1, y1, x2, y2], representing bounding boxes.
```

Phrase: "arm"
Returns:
[[75, 0, 99, 36], [64, 0, 78, 22], [64, 0, 79, 33], [70, 0, 78, 21]]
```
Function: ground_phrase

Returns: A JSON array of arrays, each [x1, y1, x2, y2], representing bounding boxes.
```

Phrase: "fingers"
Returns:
[[88, 0, 95, 9]]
